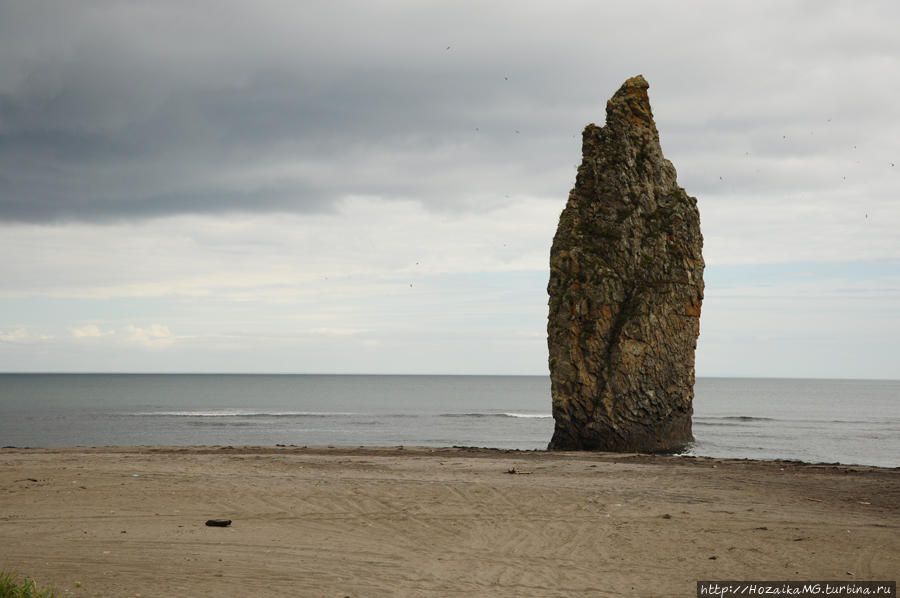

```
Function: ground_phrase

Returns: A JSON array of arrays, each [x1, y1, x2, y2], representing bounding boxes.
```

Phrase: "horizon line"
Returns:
[[1, 372, 898, 383]]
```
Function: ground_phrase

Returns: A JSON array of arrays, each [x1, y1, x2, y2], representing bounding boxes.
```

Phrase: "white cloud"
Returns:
[[303, 328, 370, 337], [0, 328, 29, 343], [124, 324, 176, 348], [0, 328, 54, 344], [0, 197, 558, 301], [70, 324, 114, 338]]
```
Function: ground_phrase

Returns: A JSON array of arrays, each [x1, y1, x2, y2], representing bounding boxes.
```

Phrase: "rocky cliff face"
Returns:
[[547, 75, 704, 452]]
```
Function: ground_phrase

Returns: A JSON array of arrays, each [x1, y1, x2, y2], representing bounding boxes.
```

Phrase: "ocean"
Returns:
[[0, 374, 897, 468]]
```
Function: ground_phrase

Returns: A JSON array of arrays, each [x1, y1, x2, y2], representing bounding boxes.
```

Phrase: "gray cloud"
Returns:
[[1, 0, 898, 222]]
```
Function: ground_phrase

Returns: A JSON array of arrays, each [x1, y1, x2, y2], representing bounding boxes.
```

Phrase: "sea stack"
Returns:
[[547, 75, 704, 452]]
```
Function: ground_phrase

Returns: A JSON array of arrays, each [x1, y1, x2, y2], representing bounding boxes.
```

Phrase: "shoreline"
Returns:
[[2, 446, 897, 597], [3, 444, 898, 471]]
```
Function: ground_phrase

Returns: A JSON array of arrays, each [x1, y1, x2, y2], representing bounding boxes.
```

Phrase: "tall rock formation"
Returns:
[[547, 75, 704, 452]]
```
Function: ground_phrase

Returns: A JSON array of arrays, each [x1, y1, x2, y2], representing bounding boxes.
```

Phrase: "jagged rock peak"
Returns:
[[605, 74, 658, 136], [546, 75, 704, 453]]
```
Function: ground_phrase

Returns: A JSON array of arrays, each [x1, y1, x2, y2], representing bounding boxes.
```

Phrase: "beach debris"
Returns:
[[205, 519, 232, 527], [661, 513, 672, 519], [547, 75, 704, 452], [505, 467, 532, 475]]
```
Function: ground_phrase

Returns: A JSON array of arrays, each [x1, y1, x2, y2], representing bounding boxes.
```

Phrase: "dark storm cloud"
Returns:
[[1, 1, 898, 222], [0, 27, 582, 220]]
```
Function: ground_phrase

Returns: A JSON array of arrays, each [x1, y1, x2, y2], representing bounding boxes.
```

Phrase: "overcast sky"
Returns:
[[1, 1, 898, 378]]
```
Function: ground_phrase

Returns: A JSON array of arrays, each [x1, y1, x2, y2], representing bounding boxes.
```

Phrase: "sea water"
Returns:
[[0, 374, 897, 467]]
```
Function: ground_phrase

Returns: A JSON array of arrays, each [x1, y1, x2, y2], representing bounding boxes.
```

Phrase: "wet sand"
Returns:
[[1, 446, 897, 597]]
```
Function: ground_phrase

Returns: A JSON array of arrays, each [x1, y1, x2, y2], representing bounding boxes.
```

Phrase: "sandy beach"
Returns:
[[1, 446, 897, 597]]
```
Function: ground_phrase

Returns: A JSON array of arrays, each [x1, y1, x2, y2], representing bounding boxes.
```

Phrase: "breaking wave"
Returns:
[[440, 412, 552, 419]]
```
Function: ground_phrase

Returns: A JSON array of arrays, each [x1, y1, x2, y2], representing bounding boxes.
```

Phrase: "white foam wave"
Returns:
[[133, 410, 358, 417]]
